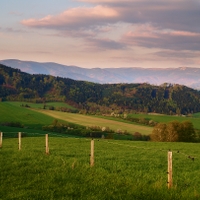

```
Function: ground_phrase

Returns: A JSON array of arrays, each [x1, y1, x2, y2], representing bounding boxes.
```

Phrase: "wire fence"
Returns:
[[0, 131, 198, 159], [1, 131, 81, 139], [0, 131, 199, 190], [100, 139, 198, 161]]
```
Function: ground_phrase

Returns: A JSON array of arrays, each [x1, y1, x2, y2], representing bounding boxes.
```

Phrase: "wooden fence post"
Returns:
[[168, 151, 173, 189], [90, 139, 94, 167], [18, 132, 21, 150], [45, 134, 49, 154], [0, 132, 2, 148]]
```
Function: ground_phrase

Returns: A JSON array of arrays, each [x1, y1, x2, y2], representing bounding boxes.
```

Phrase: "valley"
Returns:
[[1, 64, 200, 199]]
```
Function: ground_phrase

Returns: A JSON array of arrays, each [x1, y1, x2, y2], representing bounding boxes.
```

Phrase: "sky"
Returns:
[[0, 0, 200, 69]]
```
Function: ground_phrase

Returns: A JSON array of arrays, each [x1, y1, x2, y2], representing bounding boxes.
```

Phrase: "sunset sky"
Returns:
[[0, 0, 200, 68]]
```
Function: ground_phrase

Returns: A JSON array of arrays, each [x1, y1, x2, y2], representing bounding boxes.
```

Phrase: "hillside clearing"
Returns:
[[36, 109, 153, 135], [0, 102, 57, 129], [129, 113, 200, 130], [0, 102, 153, 135], [4, 101, 76, 110]]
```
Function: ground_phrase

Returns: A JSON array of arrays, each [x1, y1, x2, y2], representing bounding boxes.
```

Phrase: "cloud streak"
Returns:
[[85, 37, 126, 50], [21, 5, 119, 29], [78, 0, 200, 32], [121, 24, 200, 51]]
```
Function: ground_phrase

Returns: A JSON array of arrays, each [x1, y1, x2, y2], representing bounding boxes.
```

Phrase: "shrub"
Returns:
[[150, 120, 196, 142]]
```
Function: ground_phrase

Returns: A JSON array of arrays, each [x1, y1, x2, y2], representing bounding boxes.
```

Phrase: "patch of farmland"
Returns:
[[36, 109, 153, 135]]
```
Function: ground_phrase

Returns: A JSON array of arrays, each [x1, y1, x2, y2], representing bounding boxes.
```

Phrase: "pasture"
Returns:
[[193, 112, 200, 118], [0, 135, 200, 200], [0, 102, 153, 135], [129, 113, 200, 130], [37, 109, 153, 135], [0, 102, 57, 129], [8, 101, 76, 110]]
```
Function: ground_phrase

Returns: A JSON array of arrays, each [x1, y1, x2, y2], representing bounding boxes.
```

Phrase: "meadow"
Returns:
[[0, 102, 57, 130], [0, 136, 200, 200], [193, 112, 200, 118], [1, 101, 200, 199], [0, 102, 153, 135], [37, 109, 153, 135], [129, 113, 200, 130], [1, 101, 200, 137], [8, 101, 76, 110]]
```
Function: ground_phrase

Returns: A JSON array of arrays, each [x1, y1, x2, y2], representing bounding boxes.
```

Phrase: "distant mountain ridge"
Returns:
[[1, 59, 200, 89]]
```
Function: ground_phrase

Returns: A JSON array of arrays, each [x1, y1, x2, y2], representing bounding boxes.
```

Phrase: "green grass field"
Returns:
[[193, 112, 200, 118], [0, 102, 58, 129], [0, 126, 48, 135], [0, 126, 80, 139], [129, 113, 200, 130], [1, 101, 200, 199], [1, 101, 200, 136], [0, 102, 153, 135], [36, 109, 153, 135], [0, 137, 200, 200], [9, 101, 76, 110]]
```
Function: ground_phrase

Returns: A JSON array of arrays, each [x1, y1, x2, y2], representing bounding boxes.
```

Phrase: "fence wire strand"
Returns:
[[1, 131, 198, 161], [98, 139, 198, 161]]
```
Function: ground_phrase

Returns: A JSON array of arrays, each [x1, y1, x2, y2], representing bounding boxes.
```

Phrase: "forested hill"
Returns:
[[2, 59, 200, 90], [1, 64, 200, 115]]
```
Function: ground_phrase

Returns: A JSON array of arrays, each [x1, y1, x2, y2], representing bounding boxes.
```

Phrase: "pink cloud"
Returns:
[[21, 5, 119, 29], [167, 30, 200, 37], [20, 0, 200, 54], [124, 24, 159, 39], [121, 24, 200, 51], [124, 25, 200, 39], [85, 37, 125, 50]]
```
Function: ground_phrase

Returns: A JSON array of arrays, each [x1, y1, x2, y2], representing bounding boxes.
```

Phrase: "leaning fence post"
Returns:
[[90, 139, 94, 167], [0, 132, 3, 148], [18, 132, 21, 150], [45, 134, 49, 154], [168, 151, 173, 189]]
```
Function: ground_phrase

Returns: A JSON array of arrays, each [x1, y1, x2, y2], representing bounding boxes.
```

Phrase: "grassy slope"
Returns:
[[0, 101, 153, 135], [8, 101, 76, 109], [129, 113, 200, 130], [36, 109, 153, 135], [193, 112, 200, 118], [0, 137, 200, 200], [0, 102, 56, 129], [0, 126, 48, 135]]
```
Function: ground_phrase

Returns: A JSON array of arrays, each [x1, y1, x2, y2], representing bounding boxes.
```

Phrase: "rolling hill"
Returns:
[[1, 63, 200, 115], [0, 101, 153, 136], [1, 59, 200, 89]]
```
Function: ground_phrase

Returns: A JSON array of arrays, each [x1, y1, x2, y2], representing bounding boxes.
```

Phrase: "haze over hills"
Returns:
[[1, 59, 200, 89]]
